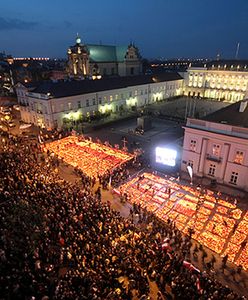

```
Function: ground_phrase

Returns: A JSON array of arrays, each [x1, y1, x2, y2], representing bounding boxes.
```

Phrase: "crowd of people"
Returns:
[[0, 133, 247, 300]]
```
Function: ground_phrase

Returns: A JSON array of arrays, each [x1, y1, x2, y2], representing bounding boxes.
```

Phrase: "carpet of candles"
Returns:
[[44, 136, 134, 178], [117, 172, 248, 270]]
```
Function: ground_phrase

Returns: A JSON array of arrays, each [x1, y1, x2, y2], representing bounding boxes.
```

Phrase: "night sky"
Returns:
[[1, 0, 248, 59]]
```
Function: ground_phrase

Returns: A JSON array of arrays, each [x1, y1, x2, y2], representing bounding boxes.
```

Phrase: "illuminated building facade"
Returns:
[[67, 35, 142, 78], [183, 62, 248, 102], [15, 73, 183, 129], [181, 100, 248, 192]]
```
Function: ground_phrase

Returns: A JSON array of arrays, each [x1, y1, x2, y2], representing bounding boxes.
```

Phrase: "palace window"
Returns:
[[212, 144, 220, 156], [234, 151, 244, 164], [110, 95, 113, 101], [208, 164, 216, 176], [92, 99, 96, 105], [190, 139, 196, 151], [77, 101, 81, 109], [230, 172, 238, 185], [86, 99, 89, 107], [68, 102, 72, 110], [98, 97, 102, 104]]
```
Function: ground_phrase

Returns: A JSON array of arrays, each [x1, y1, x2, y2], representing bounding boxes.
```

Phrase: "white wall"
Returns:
[[181, 120, 248, 191], [16, 78, 183, 130]]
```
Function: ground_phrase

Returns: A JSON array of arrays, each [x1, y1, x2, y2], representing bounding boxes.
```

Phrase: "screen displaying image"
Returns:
[[155, 147, 177, 167]]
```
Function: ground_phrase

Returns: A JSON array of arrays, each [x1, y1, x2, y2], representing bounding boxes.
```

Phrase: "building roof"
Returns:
[[86, 44, 128, 63], [31, 72, 183, 99], [116, 46, 129, 62], [189, 59, 248, 71], [203, 100, 248, 128]]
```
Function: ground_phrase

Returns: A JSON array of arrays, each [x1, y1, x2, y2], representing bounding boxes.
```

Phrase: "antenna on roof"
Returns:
[[235, 42, 240, 60]]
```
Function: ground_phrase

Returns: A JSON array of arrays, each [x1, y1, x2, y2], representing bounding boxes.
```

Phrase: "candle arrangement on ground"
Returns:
[[117, 172, 248, 270], [45, 136, 134, 178]]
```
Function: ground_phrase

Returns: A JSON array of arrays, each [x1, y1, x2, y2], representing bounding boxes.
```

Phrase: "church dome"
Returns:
[[76, 36, 81, 45]]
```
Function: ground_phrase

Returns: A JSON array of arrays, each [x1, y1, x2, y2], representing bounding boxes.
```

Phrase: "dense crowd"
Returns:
[[0, 134, 247, 300]]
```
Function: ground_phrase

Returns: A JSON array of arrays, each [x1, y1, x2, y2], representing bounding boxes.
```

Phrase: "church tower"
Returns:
[[67, 34, 90, 78]]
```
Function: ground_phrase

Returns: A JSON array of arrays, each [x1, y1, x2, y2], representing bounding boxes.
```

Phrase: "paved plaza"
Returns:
[[82, 97, 229, 167]]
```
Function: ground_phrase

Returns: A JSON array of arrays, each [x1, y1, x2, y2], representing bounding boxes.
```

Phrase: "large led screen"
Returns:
[[155, 147, 177, 167]]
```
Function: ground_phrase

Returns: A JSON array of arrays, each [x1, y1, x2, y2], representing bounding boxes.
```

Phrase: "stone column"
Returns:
[[219, 143, 230, 182], [198, 138, 208, 175]]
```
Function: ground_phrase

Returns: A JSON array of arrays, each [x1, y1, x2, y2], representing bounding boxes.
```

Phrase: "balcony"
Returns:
[[206, 154, 222, 163]]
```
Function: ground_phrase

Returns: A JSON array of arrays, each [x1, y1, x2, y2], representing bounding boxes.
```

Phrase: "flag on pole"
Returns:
[[187, 165, 193, 184]]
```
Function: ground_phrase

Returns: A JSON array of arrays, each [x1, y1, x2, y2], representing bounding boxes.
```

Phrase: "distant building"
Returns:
[[181, 99, 248, 192], [15, 73, 183, 129], [0, 52, 14, 93], [49, 70, 67, 81], [67, 35, 142, 78], [183, 60, 248, 102]]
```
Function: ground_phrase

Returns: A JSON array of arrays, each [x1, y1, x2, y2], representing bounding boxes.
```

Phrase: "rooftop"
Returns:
[[189, 59, 248, 72], [203, 99, 248, 128], [86, 44, 129, 63], [30, 72, 183, 99]]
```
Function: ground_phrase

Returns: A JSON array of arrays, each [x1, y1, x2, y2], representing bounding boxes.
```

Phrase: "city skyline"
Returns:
[[1, 0, 248, 59]]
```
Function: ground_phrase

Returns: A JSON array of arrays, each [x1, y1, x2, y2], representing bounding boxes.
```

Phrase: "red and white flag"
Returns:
[[162, 238, 172, 251], [196, 277, 203, 294], [183, 261, 200, 273]]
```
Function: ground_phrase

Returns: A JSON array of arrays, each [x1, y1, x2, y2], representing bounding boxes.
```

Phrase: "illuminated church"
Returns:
[[67, 35, 142, 78]]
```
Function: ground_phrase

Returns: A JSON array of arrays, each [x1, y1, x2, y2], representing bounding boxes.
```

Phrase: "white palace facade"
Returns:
[[181, 100, 248, 192], [183, 63, 248, 102], [15, 73, 183, 129]]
